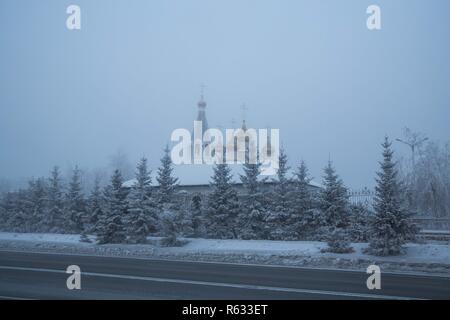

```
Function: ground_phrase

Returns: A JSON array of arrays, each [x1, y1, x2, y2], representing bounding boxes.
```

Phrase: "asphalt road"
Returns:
[[0, 250, 449, 300]]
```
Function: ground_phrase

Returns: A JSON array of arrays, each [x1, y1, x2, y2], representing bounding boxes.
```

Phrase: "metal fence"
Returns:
[[348, 188, 375, 208]]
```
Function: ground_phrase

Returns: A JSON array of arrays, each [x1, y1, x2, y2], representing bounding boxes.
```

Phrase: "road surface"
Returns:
[[0, 250, 449, 299]]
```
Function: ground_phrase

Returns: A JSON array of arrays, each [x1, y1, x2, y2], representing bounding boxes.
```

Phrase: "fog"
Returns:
[[1, 0, 449, 189]]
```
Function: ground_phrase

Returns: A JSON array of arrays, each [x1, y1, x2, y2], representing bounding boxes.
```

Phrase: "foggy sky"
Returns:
[[1, 0, 449, 189]]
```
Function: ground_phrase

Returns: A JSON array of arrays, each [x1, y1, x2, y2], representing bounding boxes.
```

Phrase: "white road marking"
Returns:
[[0, 265, 421, 300]]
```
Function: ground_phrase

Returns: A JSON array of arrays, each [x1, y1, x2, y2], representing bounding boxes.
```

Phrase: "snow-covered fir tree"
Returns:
[[0, 193, 7, 229], [97, 170, 127, 244], [190, 194, 204, 237], [65, 166, 86, 233], [1, 189, 28, 232], [290, 160, 322, 239], [126, 157, 157, 244], [25, 178, 47, 232], [156, 146, 179, 206], [348, 203, 371, 242], [319, 161, 350, 229], [46, 166, 65, 233], [159, 209, 180, 246], [366, 137, 418, 256], [176, 208, 195, 237], [273, 148, 291, 210], [206, 163, 239, 239], [266, 148, 293, 240], [318, 161, 353, 252], [238, 159, 268, 239], [88, 176, 104, 234], [322, 227, 354, 253]]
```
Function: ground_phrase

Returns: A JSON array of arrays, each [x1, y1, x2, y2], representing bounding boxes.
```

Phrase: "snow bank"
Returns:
[[177, 238, 325, 255], [0, 232, 85, 243], [159, 238, 450, 265], [0, 232, 449, 274]]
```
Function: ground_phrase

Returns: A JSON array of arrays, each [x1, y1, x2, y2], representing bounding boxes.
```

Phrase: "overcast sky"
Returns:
[[1, 0, 449, 189]]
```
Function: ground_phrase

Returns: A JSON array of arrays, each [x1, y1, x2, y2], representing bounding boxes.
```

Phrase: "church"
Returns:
[[189, 90, 276, 168], [124, 92, 320, 200]]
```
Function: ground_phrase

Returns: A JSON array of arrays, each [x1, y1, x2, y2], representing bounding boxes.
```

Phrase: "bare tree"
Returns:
[[397, 128, 450, 217]]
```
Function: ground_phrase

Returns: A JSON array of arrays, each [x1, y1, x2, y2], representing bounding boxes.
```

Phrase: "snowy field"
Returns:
[[0, 232, 449, 275]]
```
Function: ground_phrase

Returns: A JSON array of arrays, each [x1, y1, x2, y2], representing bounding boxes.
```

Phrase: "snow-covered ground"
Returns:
[[0, 232, 93, 243], [0, 232, 449, 275], [177, 238, 450, 265]]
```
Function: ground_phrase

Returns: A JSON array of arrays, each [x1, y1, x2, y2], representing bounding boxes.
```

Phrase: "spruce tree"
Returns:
[[26, 178, 47, 232], [273, 148, 291, 209], [0, 193, 7, 229], [190, 194, 204, 237], [88, 176, 104, 234], [159, 209, 179, 246], [348, 203, 371, 242], [367, 137, 418, 256], [97, 170, 127, 244], [319, 161, 350, 229], [2, 190, 27, 232], [176, 208, 195, 237], [238, 160, 268, 239], [156, 146, 179, 206], [206, 163, 239, 239], [322, 227, 354, 253], [294, 161, 312, 211], [290, 161, 321, 239], [267, 148, 293, 239], [319, 161, 353, 253], [46, 166, 65, 233], [66, 166, 86, 233], [126, 158, 157, 244]]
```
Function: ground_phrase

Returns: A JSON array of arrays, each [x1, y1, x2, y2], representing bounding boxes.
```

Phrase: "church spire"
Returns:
[[200, 83, 205, 100], [241, 119, 247, 131], [240, 103, 248, 131], [196, 84, 208, 134]]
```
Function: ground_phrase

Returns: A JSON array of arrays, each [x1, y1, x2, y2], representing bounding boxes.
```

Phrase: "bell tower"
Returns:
[[193, 85, 209, 161], [195, 85, 208, 134]]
